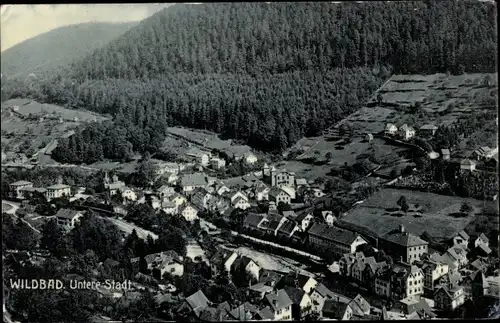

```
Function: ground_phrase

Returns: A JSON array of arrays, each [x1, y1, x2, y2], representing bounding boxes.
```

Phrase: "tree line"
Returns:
[[1, 1, 497, 163]]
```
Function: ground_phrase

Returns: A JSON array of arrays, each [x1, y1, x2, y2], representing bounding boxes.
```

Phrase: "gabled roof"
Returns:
[[179, 203, 197, 213], [399, 124, 414, 132], [419, 124, 438, 130], [186, 290, 210, 315], [282, 210, 297, 220], [55, 208, 82, 220], [441, 148, 450, 154], [259, 269, 285, 285], [228, 302, 258, 321], [477, 233, 489, 242], [456, 230, 470, 240], [385, 123, 397, 130], [269, 187, 291, 199], [283, 286, 306, 305], [381, 229, 428, 247], [46, 183, 70, 190], [256, 306, 274, 320], [277, 220, 297, 236], [308, 223, 364, 246], [323, 300, 350, 319], [249, 282, 274, 293], [295, 211, 313, 223], [180, 173, 207, 187], [10, 180, 32, 186], [349, 294, 371, 316], [266, 289, 293, 311], [460, 158, 476, 166], [244, 213, 266, 228]]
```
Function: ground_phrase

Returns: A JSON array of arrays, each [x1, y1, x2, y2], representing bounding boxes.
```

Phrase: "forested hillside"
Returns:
[[1, 22, 137, 78], [2, 1, 497, 163]]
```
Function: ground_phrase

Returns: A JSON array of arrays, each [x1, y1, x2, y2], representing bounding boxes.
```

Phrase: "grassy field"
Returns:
[[339, 188, 496, 240], [336, 73, 497, 134], [1, 99, 108, 156]]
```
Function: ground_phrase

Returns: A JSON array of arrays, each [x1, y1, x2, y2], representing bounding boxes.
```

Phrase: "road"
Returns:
[[106, 217, 158, 241], [2, 200, 40, 234]]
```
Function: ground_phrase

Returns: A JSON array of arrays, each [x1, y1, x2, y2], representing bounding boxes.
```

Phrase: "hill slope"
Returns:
[[1, 22, 137, 78], [2, 1, 497, 164]]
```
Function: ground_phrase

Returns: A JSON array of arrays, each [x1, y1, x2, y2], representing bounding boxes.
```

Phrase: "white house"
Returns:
[[157, 185, 176, 198], [269, 187, 292, 205], [9, 180, 33, 199], [474, 233, 489, 249], [265, 290, 293, 321], [121, 188, 137, 202], [45, 183, 72, 201], [434, 285, 465, 311], [321, 211, 337, 227], [460, 159, 476, 171], [210, 158, 226, 170], [55, 209, 84, 231], [398, 124, 416, 141], [233, 197, 251, 210], [243, 152, 258, 165], [280, 186, 296, 200], [168, 193, 187, 207], [161, 201, 178, 215], [180, 173, 208, 194], [385, 123, 398, 136], [185, 148, 211, 166], [255, 186, 270, 201], [179, 204, 199, 222], [453, 231, 470, 249]]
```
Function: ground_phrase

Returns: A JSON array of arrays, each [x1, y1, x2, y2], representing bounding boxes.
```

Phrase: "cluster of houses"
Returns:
[[336, 225, 499, 314], [172, 245, 382, 321], [9, 176, 71, 202]]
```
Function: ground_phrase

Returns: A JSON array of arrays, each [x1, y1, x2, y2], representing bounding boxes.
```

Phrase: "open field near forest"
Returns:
[[1, 99, 108, 156], [336, 73, 498, 134], [338, 188, 497, 240]]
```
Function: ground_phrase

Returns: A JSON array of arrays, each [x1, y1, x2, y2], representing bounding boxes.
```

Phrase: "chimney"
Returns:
[[399, 224, 405, 233]]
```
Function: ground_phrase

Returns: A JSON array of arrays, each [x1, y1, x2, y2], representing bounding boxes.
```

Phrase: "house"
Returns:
[[210, 158, 226, 170], [166, 173, 178, 184], [362, 258, 387, 290], [232, 196, 250, 210], [179, 203, 198, 222], [148, 252, 184, 279], [270, 169, 295, 188], [310, 283, 351, 313], [348, 294, 371, 318], [55, 209, 84, 231], [243, 213, 268, 231], [155, 161, 182, 175], [391, 263, 425, 301], [191, 188, 213, 210], [255, 186, 270, 201], [157, 185, 175, 198], [168, 193, 187, 207], [322, 299, 353, 320], [226, 302, 259, 321], [308, 223, 368, 258], [209, 249, 238, 277], [103, 173, 126, 196], [419, 124, 439, 137], [398, 124, 416, 140], [9, 180, 33, 199], [248, 282, 275, 300], [428, 151, 440, 159], [185, 147, 210, 166], [242, 152, 258, 165], [213, 181, 230, 196], [254, 307, 275, 321], [460, 159, 476, 171], [265, 289, 293, 320], [441, 149, 451, 160], [161, 201, 178, 215], [396, 297, 436, 319], [283, 286, 312, 320], [231, 256, 261, 282], [322, 211, 337, 227], [384, 123, 398, 136], [445, 246, 468, 269], [276, 273, 318, 294], [472, 146, 498, 161], [374, 266, 392, 298], [421, 259, 449, 293], [178, 290, 211, 318], [265, 215, 289, 236], [377, 225, 428, 264], [434, 285, 465, 311], [121, 188, 137, 202], [269, 187, 292, 205], [180, 173, 209, 194], [475, 233, 490, 249], [285, 209, 314, 232], [295, 178, 308, 189], [276, 220, 300, 240], [18, 187, 47, 200], [451, 230, 470, 249], [45, 182, 71, 201]]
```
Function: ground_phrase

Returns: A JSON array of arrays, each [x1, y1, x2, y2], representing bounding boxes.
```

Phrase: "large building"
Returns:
[[45, 183, 71, 201], [55, 209, 84, 231], [377, 225, 428, 264], [9, 180, 33, 199], [308, 223, 368, 258], [270, 169, 295, 188]]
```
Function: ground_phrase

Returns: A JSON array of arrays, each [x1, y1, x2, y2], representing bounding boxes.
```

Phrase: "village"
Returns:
[[3, 112, 499, 321]]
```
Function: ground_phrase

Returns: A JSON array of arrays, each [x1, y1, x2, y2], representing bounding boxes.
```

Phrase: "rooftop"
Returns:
[[186, 290, 210, 315], [10, 180, 32, 186], [46, 183, 70, 190], [265, 289, 293, 311], [55, 208, 82, 220], [381, 227, 428, 247], [308, 223, 363, 246]]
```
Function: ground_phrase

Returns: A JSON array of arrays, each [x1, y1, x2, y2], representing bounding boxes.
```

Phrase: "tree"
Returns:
[[41, 219, 72, 258], [460, 201, 473, 214], [397, 195, 409, 213]]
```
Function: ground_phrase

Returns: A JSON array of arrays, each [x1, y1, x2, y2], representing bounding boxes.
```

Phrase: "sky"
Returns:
[[0, 4, 173, 52]]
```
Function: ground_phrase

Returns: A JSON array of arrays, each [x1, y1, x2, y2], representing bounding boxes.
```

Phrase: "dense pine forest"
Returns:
[[1, 1, 497, 163]]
